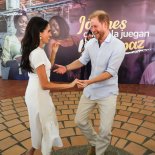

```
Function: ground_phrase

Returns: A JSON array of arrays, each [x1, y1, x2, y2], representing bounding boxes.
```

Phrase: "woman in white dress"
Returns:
[[20, 17, 77, 155]]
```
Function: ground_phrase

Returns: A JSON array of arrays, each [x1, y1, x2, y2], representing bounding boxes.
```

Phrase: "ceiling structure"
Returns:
[[0, 0, 86, 19], [0, 0, 86, 33], [0, 0, 57, 10]]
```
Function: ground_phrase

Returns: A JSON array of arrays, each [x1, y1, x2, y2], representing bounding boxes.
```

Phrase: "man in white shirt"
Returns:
[[54, 10, 125, 155], [78, 30, 94, 79]]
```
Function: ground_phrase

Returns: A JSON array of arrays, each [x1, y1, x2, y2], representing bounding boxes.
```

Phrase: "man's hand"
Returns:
[[77, 80, 89, 88], [53, 64, 67, 74]]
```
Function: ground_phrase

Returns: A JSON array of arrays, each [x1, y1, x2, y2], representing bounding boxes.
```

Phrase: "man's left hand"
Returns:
[[77, 80, 89, 88]]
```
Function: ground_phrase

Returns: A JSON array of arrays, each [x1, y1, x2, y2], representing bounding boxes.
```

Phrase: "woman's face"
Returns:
[[49, 19, 60, 38], [40, 24, 52, 44], [15, 15, 28, 35]]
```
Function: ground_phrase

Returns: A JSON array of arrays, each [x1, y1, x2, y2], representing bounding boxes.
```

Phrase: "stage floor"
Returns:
[[0, 79, 155, 155]]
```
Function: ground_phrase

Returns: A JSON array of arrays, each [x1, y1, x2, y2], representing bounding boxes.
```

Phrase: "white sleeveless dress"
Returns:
[[25, 47, 63, 155]]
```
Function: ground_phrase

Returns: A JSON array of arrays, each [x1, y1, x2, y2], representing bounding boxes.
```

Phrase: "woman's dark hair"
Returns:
[[49, 15, 69, 39], [20, 16, 48, 73]]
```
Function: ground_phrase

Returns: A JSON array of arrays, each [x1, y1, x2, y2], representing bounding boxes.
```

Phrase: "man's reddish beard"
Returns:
[[95, 31, 105, 41]]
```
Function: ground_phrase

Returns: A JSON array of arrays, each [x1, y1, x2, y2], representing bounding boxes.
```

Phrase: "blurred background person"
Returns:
[[140, 61, 155, 85], [140, 52, 155, 85], [1, 11, 28, 80], [118, 53, 144, 84], [46, 15, 80, 82], [78, 29, 94, 79]]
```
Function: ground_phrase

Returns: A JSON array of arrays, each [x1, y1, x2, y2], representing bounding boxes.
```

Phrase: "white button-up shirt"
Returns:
[[79, 33, 126, 100]]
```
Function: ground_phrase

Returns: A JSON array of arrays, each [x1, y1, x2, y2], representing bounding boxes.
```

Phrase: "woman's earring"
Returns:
[[40, 36, 42, 40]]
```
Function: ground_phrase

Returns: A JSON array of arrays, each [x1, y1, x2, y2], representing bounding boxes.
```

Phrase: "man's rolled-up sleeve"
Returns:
[[78, 46, 90, 65], [105, 44, 126, 76]]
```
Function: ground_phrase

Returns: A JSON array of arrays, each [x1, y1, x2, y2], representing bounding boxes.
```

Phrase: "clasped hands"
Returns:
[[53, 64, 89, 88], [72, 79, 89, 88]]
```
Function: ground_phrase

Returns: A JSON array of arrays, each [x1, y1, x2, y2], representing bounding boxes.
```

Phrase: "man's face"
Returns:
[[90, 17, 107, 41]]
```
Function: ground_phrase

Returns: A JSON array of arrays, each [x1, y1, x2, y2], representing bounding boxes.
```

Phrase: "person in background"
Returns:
[[140, 51, 155, 85], [140, 60, 155, 85], [1, 11, 28, 80], [78, 29, 94, 79], [53, 10, 125, 155], [20, 17, 78, 155], [46, 15, 80, 82], [118, 53, 144, 84]]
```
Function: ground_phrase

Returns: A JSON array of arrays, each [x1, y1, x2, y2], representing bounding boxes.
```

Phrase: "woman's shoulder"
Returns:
[[4, 34, 17, 41], [30, 47, 45, 57]]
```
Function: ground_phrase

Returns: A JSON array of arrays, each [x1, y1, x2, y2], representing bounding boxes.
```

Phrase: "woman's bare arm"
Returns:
[[36, 64, 77, 90]]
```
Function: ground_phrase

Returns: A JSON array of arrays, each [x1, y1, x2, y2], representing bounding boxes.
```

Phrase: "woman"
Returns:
[[20, 17, 77, 155], [1, 12, 28, 79], [46, 15, 80, 82]]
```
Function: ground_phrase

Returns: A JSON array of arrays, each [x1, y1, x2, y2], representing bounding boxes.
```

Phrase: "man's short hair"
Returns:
[[89, 10, 110, 26]]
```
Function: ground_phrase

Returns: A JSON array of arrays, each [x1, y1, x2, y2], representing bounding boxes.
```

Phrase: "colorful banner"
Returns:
[[0, 0, 155, 84]]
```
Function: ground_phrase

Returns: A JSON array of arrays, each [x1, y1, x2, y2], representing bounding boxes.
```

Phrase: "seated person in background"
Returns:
[[140, 61, 155, 85], [78, 30, 94, 79], [1, 11, 28, 80], [46, 15, 80, 82], [118, 53, 144, 84]]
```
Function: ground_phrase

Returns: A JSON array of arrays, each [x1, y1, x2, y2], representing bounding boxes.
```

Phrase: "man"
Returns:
[[54, 10, 125, 155], [78, 29, 94, 79], [78, 29, 94, 54]]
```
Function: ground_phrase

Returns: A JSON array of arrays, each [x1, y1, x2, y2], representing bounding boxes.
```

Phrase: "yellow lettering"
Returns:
[[128, 41, 136, 50], [109, 21, 113, 29], [85, 21, 91, 30], [77, 16, 86, 35], [124, 42, 129, 50], [109, 20, 127, 30], [120, 20, 127, 30], [124, 40, 145, 51], [137, 40, 145, 49], [112, 20, 120, 29]]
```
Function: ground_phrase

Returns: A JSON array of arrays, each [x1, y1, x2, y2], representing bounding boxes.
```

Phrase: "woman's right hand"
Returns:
[[69, 79, 78, 88]]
